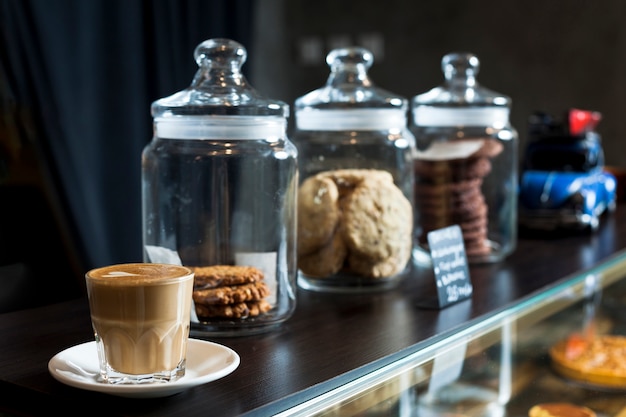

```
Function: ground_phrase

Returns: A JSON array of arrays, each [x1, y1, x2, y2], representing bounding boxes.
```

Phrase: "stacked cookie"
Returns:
[[190, 265, 271, 319], [414, 138, 503, 257], [297, 169, 413, 279]]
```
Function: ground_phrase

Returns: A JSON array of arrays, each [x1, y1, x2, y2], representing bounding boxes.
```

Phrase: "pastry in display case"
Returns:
[[528, 403, 596, 417], [550, 333, 626, 390], [277, 255, 626, 417]]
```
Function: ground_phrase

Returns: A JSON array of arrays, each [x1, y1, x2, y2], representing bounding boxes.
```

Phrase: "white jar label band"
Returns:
[[413, 106, 509, 128], [154, 116, 286, 139], [296, 109, 407, 131]]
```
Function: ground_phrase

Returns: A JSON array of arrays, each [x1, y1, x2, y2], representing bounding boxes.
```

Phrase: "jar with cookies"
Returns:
[[410, 52, 518, 265], [142, 39, 298, 336], [292, 46, 416, 293]]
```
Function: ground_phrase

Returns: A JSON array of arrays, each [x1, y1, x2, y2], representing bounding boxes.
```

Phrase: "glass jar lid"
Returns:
[[412, 52, 511, 127], [152, 38, 288, 139], [295, 47, 408, 131]]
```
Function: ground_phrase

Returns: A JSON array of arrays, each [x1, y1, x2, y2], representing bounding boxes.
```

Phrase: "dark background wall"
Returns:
[[2, 0, 624, 311], [0, 0, 254, 311], [250, 0, 626, 168]]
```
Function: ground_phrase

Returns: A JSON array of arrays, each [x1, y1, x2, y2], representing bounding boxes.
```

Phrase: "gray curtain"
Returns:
[[0, 0, 254, 297]]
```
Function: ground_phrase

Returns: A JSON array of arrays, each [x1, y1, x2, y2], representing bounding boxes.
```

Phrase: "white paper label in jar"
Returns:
[[143, 245, 199, 323], [235, 252, 278, 304], [414, 139, 485, 161]]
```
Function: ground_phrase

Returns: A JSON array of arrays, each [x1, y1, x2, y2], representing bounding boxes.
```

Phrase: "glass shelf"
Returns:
[[277, 250, 626, 417]]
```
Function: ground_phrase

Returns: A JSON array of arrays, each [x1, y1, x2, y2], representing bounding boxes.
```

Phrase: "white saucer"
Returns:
[[48, 339, 240, 398]]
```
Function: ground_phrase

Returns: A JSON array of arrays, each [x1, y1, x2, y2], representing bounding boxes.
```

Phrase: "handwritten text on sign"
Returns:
[[427, 225, 473, 307]]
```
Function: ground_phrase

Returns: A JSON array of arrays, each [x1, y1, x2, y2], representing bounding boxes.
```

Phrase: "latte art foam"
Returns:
[[89, 263, 192, 283]]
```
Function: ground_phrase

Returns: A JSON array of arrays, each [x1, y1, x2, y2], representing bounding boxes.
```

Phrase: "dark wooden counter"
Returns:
[[1, 207, 626, 416]]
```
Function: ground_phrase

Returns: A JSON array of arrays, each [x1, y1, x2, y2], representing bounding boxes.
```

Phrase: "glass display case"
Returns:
[[276, 251, 626, 417], [3, 208, 626, 417]]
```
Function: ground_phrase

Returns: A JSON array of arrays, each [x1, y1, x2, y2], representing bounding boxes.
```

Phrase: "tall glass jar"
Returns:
[[142, 39, 298, 336], [410, 52, 518, 265], [293, 47, 415, 293]]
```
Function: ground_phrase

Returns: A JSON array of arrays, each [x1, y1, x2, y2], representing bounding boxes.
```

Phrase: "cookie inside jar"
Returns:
[[297, 168, 414, 293], [409, 52, 519, 265], [190, 265, 272, 321], [413, 138, 503, 259]]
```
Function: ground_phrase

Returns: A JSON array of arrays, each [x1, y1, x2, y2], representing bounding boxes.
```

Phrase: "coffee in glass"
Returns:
[[85, 263, 194, 384]]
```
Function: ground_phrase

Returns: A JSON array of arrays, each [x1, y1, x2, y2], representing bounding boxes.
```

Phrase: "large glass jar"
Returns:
[[410, 52, 518, 265], [142, 39, 298, 336], [293, 47, 416, 293]]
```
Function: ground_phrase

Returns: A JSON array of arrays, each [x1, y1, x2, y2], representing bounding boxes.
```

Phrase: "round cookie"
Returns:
[[319, 168, 394, 186], [416, 178, 482, 200], [191, 265, 264, 289], [298, 168, 413, 280], [297, 174, 340, 256], [347, 238, 412, 278], [419, 196, 487, 225], [192, 281, 270, 305], [319, 169, 395, 196], [419, 208, 488, 236], [449, 157, 492, 180], [195, 299, 272, 319], [298, 232, 347, 277], [415, 157, 492, 183], [413, 137, 502, 261], [415, 178, 483, 196], [341, 177, 413, 262], [459, 214, 488, 237], [453, 197, 488, 222], [413, 159, 452, 180]]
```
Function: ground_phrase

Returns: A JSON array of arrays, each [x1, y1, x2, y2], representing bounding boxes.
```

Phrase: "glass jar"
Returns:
[[293, 47, 415, 293], [142, 38, 298, 336], [410, 52, 518, 265]]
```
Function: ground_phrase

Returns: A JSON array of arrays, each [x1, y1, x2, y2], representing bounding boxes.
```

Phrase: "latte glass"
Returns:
[[85, 263, 194, 384]]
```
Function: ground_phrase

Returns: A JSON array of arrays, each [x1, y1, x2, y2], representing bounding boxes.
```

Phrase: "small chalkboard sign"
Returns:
[[427, 225, 473, 308]]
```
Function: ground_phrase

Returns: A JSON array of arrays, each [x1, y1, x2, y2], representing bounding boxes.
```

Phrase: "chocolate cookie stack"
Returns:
[[190, 265, 271, 319], [414, 138, 503, 257]]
